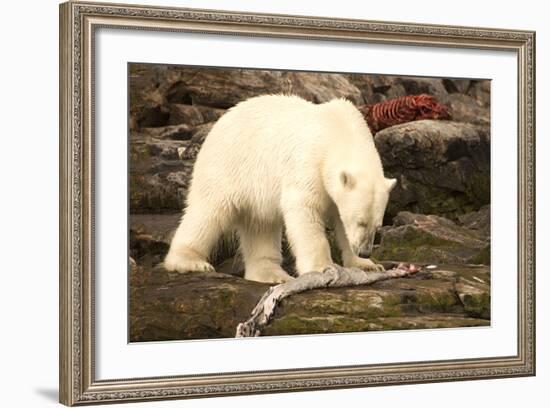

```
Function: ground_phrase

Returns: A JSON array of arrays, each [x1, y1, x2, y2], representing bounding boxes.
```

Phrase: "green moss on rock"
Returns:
[[372, 212, 489, 265], [455, 281, 491, 319]]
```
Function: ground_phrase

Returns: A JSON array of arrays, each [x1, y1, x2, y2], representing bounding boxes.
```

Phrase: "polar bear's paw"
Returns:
[[163, 253, 215, 274], [344, 256, 385, 273], [245, 267, 295, 284]]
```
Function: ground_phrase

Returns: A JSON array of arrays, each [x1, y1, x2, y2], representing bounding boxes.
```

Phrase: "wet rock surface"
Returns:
[[130, 261, 489, 341]]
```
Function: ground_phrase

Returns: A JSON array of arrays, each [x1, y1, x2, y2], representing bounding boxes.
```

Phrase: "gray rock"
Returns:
[[455, 280, 490, 319], [467, 80, 491, 107], [129, 262, 489, 341], [442, 78, 473, 94], [394, 77, 448, 98], [162, 68, 364, 109], [167, 104, 225, 127], [131, 213, 181, 244], [130, 162, 194, 212], [130, 124, 212, 212], [457, 205, 490, 239], [130, 265, 269, 341], [439, 93, 490, 126], [135, 137, 190, 161], [441, 78, 490, 108], [372, 211, 490, 265], [129, 65, 169, 128], [375, 120, 490, 220], [135, 105, 170, 128], [130, 231, 170, 262], [344, 74, 450, 103], [141, 124, 195, 141]]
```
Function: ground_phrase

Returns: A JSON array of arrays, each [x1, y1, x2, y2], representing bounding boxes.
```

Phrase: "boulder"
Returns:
[[131, 213, 181, 245], [129, 262, 489, 341], [167, 104, 225, 127], [130, 265, 268, 341], [140, 124, 195, 141], [375, 120, 490, 220], [130, 161, 194, 212], [129, 65, 170, 129], [439, 93, 490, 126], [394, 77, 448, 99], [442, 78, 473, 94], [129, 123, 218, 212], [135, 105, 170, 128], [372, 211, 490, 265], [467, 80, 491, 107], [457, 205, 490, 239], [442, 79, 490, 108], [161, 67, 364, 109], [344, 74, 449, 104], [284, 72, 364, 104]]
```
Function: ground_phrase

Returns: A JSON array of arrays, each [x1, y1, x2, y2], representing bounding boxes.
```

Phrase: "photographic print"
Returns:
[[60, 3, 535, 404], [128, 64, 491, 342]]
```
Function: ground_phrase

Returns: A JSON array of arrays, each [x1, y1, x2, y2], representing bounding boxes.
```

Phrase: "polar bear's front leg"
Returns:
[[238, 224, 293, 284], [282, 202, 334, 276], [333, 215, 385, 272]]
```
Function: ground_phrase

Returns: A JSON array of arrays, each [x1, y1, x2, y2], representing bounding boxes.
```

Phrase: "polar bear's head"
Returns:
[[334, 172, 397, 258]]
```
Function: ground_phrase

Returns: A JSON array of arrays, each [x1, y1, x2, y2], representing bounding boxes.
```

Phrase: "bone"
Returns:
[[235, 263, 419, 337]]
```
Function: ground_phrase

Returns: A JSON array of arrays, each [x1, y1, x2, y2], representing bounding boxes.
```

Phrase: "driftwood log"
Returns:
[[235, 263, 419, 337]]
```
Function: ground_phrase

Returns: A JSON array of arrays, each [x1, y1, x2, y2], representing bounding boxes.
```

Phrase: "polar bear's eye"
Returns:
[[357, 222, 369, 229]]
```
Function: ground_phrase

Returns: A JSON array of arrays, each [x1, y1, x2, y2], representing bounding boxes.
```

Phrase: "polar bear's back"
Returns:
[[186, 94, 375, 219], [190, 95, 314, 189], [202, 94, 320, 153]]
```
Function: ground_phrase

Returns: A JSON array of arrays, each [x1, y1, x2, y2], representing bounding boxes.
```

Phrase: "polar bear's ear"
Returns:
[[340, 171, 355, 189], [385, 178, 397, 192]]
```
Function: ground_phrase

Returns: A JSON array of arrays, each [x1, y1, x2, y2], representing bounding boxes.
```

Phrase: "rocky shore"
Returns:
[[129, 64, 491, 341]]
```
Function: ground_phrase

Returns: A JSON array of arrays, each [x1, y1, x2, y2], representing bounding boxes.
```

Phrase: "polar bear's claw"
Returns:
[[344, 256, 385, 273]]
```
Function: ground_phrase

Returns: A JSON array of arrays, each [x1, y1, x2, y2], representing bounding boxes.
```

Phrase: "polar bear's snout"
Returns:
[[347, 225, 376, 258], [357, 233, 376, 258]]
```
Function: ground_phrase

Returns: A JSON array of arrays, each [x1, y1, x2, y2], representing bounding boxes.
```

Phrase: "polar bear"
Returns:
[[164, 94, 396, 283]]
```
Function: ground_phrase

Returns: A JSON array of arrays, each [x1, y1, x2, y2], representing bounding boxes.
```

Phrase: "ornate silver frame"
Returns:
[[59, 1, 536, 405]]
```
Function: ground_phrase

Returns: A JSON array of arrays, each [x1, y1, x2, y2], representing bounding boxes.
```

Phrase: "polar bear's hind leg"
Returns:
[[239, 224, 293, 284], [164, 203, 223, 274]]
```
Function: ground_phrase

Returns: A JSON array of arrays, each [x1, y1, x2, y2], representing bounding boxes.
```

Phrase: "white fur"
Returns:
[[164, 94, 396, 283]]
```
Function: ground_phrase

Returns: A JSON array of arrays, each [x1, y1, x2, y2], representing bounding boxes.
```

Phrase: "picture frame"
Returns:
[[59, 1, 536, 405]]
